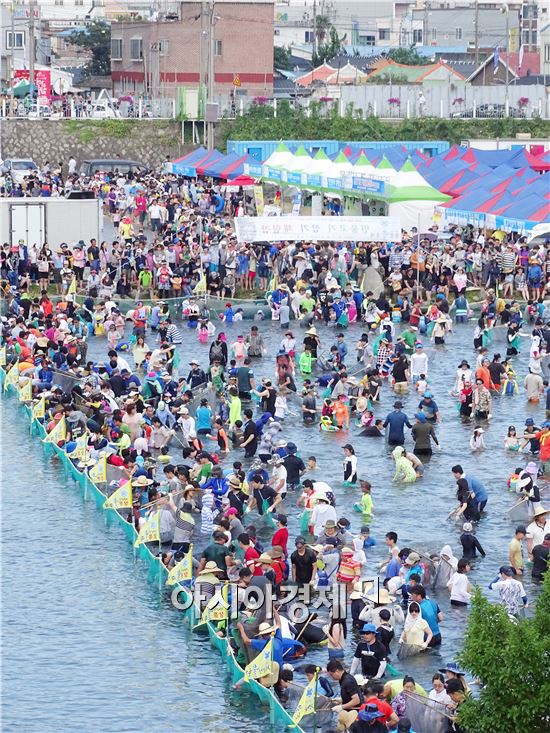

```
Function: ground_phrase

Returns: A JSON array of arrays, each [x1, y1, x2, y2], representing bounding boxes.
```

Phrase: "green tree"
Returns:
[[387, 46, 427, 66], [458, 577, 550, 733], [274, 46, 293, 71], [70, 20, 111, 76], [314, 26, 343, 65], [314, 14, 331, 45]]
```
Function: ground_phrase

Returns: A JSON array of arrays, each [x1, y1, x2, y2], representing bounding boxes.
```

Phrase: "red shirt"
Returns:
[[271, 527, 289, 556], [360, 697, 395, 725], [244, 546, 262, 576]]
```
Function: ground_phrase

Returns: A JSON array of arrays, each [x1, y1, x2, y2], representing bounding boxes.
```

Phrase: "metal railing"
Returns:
[[0, 97, 177, 120]]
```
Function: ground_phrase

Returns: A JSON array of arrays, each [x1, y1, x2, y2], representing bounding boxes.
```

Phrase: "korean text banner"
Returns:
[[234, 216, 400, 243]]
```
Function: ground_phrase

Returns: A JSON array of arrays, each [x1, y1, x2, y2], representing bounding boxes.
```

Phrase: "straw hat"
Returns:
[[258, 553, 273, 565], [77, 458, 96, 468], [197, 561, 224, 576], [365, 588, 395, 605], [533, 506, 550, 517], [268, 545, 284, 559], [256, 622, 277, 635], [134, 475, 153, 487], [306, 326, 317, 336], [349, 580, 374, 600], [308, 544, 324, 553]]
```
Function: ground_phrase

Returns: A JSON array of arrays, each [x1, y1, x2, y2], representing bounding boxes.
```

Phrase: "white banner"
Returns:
[[234, 216, 400, 243]]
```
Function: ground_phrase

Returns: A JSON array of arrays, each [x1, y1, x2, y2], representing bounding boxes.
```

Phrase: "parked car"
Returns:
[[527, 224, 550, 249], [90, 102, 120, 119], [79, 159, 146, 177], [27, 103, 51, 119], [451, 104, 525, 119], [0, 158, 39, 184]]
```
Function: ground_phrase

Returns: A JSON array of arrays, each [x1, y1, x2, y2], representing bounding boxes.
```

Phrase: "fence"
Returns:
[[0, 96, 176, 120], [339, 83, 550, 120]]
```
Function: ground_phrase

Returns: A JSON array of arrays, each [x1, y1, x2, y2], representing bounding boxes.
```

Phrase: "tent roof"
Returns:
[[195, 150, 224, 176]]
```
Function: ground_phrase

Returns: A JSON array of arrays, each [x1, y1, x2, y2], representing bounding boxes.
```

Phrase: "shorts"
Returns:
[[197, 428, 210, 436]]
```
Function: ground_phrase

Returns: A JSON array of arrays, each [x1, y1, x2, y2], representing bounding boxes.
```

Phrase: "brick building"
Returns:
[[110, 0, 274, 103]]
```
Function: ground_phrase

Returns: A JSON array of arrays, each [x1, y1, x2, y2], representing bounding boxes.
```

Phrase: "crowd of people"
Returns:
[[2, 163, 550, 733]]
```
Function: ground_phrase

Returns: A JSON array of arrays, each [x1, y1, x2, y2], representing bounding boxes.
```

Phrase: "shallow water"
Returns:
[[1, 313, 545, 731]]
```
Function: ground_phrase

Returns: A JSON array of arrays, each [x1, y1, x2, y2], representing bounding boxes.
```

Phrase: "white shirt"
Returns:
[[149, 203, 161, 219], [310, 503, 337, 537], [271, 464, 287, 494], [527, 518, 550, 547], [410, 352, 428, 376], [448, 572, 471, 603]]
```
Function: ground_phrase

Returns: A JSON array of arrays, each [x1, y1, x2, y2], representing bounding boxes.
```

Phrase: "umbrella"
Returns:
[[12, 81, 37, 98], [419, 232, 438, 241]]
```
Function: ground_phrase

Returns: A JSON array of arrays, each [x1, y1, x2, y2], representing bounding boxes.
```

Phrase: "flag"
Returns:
[[88, 453, 107, 484], [268, 274, 278, 291], [493, 47, 500, 74], [134, 511, 160, 548], [292, 673, 318, 726], [201, 586, 229, 622], [70, 433, 88, 462], [0, 345, 6, 366], [193, 274, 207, 294], [18, 379, 32, 402], [104, 480, 133, 510], [3, 363, 19, 392], [43, 416, 66, 444], [166, 545, 193, 585], [32, 395, 45, 419], [67, 276, 77, 296], [243, 639, 273, 681]]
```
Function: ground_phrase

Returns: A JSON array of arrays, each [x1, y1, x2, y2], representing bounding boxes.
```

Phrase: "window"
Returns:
[[54, 0, 64, 5], [531, 30, 537, 45], [455, 27, 462, 40], [214, 39, 222, 56], [522, 29, 530, 45], [111, 38, 122, 60], [378, 28, 390, 40], [75, 0, 84, 5], [130, 38, 143, 60], [545, 44, 550, 63], [6, 31, 24, 49], [413, 28, 423, 44], [358, 34, 375, 45], [158, 39, 169, 55], [304, 30, 314, 43], [274, 29, 280, 36], [431, 27, 437, 41]]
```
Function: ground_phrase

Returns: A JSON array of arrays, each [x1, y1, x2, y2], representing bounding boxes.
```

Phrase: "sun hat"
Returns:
[[268, 545, 285, 559], [258, 553, 273, 565], [349, 580, 374, 600], [361, 623, 378, 634], [133, 475, 153, 487], [341, 546, 354, 555], [358, 706, 385, 723], [524, 461, 539, 475], [323, 519, 337, 528], [256, 622, 277, 635], [533, 506, 550, 517], [393, 400, 403, 408], [405, 552, 420, 565], [197, 561, 224, 576], [438, 662, 465, 675], [415, 412, 427, 422], [365, 588, 395, 605]]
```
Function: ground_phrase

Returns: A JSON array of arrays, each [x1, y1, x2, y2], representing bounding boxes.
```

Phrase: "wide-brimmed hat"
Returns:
[[197, 561, 224, 576], [533, 506, 550, 517], [134, 475, 153, 487], [313, 494, 330, 504], [306, 326, 317, 335], [256, 622, 277, 635], [349, 580, 374, 600], [258, 553, 273, 565], [438, 662, 465, 675], [358, 706, 385, 723], [268, 545, 285, 559], [393, 400, 403, 409], [365, 588, 395, 604], [524, 461, 539, 475]]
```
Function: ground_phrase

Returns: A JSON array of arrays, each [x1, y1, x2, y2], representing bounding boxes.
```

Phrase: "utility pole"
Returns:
[[29, 0, 36, 95], [9, 2, 15, 104], [312, 0, 317, 63], [504, 4, 510, 116], [474, 0, 479, 64], [206, 0, 216, 151], [199, 1, 207, 143]]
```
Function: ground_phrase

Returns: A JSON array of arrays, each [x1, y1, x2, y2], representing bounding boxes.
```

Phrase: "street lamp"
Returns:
[[501, 3, 510, 116]]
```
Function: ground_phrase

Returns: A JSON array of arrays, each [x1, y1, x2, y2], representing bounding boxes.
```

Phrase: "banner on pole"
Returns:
[[234, 215, 400, 243]]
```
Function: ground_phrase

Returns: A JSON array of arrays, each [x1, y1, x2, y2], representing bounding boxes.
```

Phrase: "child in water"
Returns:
[[343, 444, 358, 485], [470, 427, 486, 452]]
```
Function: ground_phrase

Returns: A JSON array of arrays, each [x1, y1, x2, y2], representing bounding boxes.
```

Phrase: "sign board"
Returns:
[[234, 216, 400, 243], [14, 69, 50, 100], [340, 173, 385, 196]]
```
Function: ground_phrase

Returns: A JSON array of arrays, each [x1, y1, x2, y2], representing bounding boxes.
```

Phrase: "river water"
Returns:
[[1, 313, 545, 731]]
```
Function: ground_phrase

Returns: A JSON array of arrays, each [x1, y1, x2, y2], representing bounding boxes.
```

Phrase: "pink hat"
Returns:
[[225, 507, 238, 516]]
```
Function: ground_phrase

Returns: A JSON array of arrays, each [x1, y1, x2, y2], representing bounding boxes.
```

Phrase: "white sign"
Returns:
[[234, 216, 400, 243]]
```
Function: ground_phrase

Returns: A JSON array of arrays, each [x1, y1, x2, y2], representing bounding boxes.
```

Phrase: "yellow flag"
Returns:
[[32, 395, 46, 419], [69, 433, 88, 462], [88, 454, 107, 484], [104, 480, 133, 510], [268, 274, 278, 291], [3, 363, 19, 392], [166, 545, 193, 585], [43, 416, 66, 444], [0, 345, 6, 366], [201, 586, 229, 622], [243, 639, 273, 681], [134, 511, 160, 548], [193, 274, 207, 294], [67, 277, 77, 296], [18, 379, 32, 402], [292, 673, 317, 725]]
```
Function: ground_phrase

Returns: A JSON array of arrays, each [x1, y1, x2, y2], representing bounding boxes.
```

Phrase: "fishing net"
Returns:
[[403, 691, 451, 733], [397, 642, 425, 659], [432, 556, 455, 590], [286, 682, 334, 731]]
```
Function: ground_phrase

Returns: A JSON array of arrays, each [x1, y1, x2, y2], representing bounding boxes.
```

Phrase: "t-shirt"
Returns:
[[200, 543, 231, 579], [531, 544, 549, 578], [362, 697, 395, 725], [509, 537, 524, 570], [243, 420, 257, 452], [353, 639, 387, 677], [339, 671, 362, 707], [252, 484, 277, 515], [244, 545, 262, 576], [419, 598, 441, 635], [291, 548, 317, 583], [448, 572, 471, 603], [283, 454, 305, 484]]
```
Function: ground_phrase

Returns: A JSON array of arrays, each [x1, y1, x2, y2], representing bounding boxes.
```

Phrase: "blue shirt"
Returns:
[[250, 629, 284, 669], [385, 557, 401, 579], [383, 410, 412, 442], [419, 597, 441, 635], [465, 474, 488, 502], [196, 406, 213, 431]]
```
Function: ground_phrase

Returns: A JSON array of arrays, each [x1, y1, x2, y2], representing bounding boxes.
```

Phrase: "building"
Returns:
[[0, 3, 51, 85], [408, 5, 511, 51], [364, 58, 466, 83], [542, 21, 550, 77], [110, 1, 274, 101]]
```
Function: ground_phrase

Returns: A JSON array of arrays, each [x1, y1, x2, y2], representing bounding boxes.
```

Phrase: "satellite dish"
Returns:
[[53, 77, 70, 94]]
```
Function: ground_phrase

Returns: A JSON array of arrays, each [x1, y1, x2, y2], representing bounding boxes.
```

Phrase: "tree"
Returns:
[[387, 46, 427, 66], [70, 20, 111, 77], [274, 46, 293, 71], [458, 576, 550, 733], [313, 26, 343, 65], [314, 14, 331, 45]]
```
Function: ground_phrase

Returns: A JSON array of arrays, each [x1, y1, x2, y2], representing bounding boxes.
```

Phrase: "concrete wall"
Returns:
[[0, 119, 190, 169]]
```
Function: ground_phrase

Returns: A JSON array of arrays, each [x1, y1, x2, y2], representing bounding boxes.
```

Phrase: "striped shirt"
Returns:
[[166, 323, 183, 344]]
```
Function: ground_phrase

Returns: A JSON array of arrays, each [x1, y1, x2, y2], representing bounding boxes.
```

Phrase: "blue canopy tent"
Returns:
[[171, 147, 207, 176], [202, 152, 243, 178]]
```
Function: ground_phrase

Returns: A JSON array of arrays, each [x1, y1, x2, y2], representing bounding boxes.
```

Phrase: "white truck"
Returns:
[[0, 198, 103, 248]]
